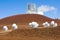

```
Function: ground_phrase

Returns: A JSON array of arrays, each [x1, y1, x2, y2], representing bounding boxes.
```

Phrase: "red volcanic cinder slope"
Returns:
[[0, 14, 52, 24], [0, 14, 60, 26], [0, 14, 60, 40]]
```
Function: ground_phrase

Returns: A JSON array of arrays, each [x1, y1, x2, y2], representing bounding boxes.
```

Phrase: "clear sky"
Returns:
[[0, 0, 60, 19]]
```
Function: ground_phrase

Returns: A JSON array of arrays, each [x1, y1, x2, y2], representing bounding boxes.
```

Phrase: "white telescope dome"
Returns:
[[53, 23, 57, 27], [50, 21, 55, 27], [3, 26, 8, 31], [29, 21, 39, 28], [45, 22, 48, 24], [42, 22, 50, 28], [51, 21, 55, 24], [12, 23, 18, 29], [29, 22, 32, 28]]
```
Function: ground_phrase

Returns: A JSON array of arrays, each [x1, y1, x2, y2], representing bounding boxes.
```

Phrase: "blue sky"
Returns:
[[0, 0, 60, 19]]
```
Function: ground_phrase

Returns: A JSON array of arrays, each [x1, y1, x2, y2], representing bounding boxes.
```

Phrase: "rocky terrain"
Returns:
[[0, 14, 60, 40]]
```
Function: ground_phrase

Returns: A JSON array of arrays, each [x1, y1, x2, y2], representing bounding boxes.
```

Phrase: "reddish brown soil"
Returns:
[[0, 14, 60, 40], [0, 14, 60, 28], [0, 27, 60, 40], [0, 14, 54, 25]]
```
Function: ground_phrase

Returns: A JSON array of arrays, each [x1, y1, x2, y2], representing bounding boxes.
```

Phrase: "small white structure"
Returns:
[[42, 23, 45, 26], [32, 22, 39, 28], [3, 26, 8, 31], [53, 23, 57, 27], [12, 23, 18, 29], [50, 21, 57, 27], [29, 21, 39, 28], [42, 22, 50, 28], [29, 22, 33, 28], [45, 22, 50, 26], [50, 21, 55, 26]]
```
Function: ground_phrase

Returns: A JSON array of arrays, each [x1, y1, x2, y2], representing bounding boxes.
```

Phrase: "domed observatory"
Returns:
[[50, 21, 55, 26], [12, 23, 18, 30], [53, 23, 57, 27], [3, 26, 8, 31], [29, 21, 39, 28], [50, 21, 57, 27], [42, 22, 50, 28], [29, 22, 32, 28]]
